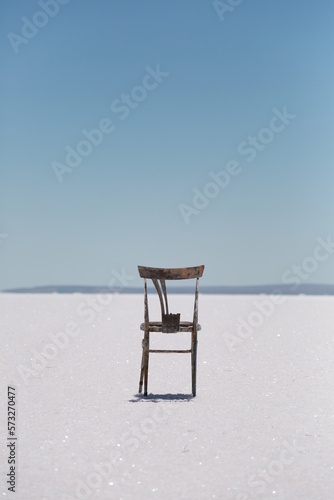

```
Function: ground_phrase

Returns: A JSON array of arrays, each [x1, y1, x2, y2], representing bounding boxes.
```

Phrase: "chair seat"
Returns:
[[140, 321, 201, 332]]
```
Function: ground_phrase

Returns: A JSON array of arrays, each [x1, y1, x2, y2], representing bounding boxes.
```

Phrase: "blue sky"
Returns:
[[1, 0, 333, 289]]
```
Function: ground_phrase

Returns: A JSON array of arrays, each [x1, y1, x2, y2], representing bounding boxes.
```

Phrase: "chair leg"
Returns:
[[191, 332, 198, 397], [138, 342, 145, 394], [139, 332, 149, 396], [144, 333, 150, 396]]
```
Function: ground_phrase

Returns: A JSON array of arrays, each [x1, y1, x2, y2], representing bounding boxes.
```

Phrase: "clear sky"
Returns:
[[1, 0, 333, 290]]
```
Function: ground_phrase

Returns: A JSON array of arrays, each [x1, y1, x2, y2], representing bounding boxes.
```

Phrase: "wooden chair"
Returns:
[[138, 265, 205, 397]]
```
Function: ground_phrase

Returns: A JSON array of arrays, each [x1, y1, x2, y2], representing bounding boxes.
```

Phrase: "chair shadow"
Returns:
[[129, 393, 194, 403]]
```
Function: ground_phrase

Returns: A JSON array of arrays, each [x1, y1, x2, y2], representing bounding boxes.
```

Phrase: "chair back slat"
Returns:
[[160, 279, 169, 315], [152, 278, 167, 316]]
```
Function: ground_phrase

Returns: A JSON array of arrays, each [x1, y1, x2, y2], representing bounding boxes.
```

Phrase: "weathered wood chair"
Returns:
[[138, 265, 205, 397]]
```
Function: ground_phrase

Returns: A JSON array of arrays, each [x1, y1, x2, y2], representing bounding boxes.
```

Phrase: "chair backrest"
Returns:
[[138, 265, 204, 281], [138, 265, 205, 332]]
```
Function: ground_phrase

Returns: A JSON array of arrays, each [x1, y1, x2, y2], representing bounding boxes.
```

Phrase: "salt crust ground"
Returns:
[[1, 293, 334, 500]]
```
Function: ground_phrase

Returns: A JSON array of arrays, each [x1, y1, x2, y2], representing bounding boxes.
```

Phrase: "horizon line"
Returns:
[[2, 283, 334, 295]]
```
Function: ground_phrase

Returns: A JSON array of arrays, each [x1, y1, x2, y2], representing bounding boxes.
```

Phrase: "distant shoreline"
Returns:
[[2, 284, 334, 295]]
